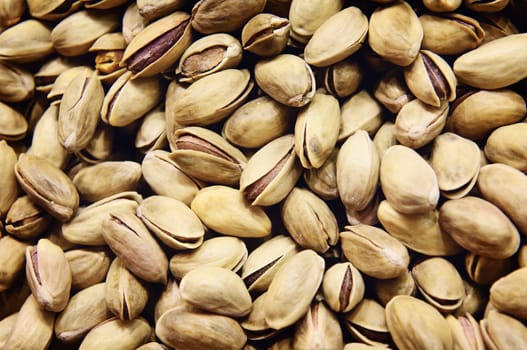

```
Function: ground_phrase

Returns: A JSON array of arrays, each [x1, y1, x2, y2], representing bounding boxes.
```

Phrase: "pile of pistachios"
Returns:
[[0, 0, 527, 349]]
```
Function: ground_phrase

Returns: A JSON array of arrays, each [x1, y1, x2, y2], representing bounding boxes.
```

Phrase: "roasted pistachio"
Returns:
[[5, 196, 51, 240], [343, 299, 390, 346], [322, 262, 365, 313], [288, 0, 343, 44], [293, 301, 344, 350], [0, 0, 25, 30], [137, 0, 187, 20], [0, 19, 54, 63], [79, 317, 152, 350], [65, 247, 111, 290], [480, 310, 527, 350], [241, 293, 277, 341], [465, 253, 513, 285], [0, 141, 19, 218], [324, 59, 363, 99], [490, 267, 527, 320], [191, 0, 266, 34], [0, 62, 34, 103], [0, 236, 28, 292], [241, 13, 290, 57], [375, 269, 416, 306], [446, 313, 485, 350], [339, 90, 383, 141], [304, 148, 339, 201], [484, 123, 527, 172], [0, 102, 28, 142]]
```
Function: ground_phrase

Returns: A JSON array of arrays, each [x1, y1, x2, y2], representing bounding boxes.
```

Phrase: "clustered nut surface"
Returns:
[[0, 0, 526, 350]]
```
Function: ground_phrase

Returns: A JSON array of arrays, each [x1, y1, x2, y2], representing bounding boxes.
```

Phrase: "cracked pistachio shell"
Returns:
[[339, 90, 383, 141], [478, 164, 527, 236], [324, 59, 363, 99], [105, 258, 148, 320], [156, 306, 246, 350], [0, 141, 19, 218], [26, 238, 72, 312], [446, 313, 485, 350], [89, 33, 127, 84], [412, 257, 465, 313], [5, 196, 51, 240], [480, 310, 527, 350], [137, 0, 187, 21], [341, 224, 409, 279], [170, 68, 253, 126], [177, 33, 242, 83], [293, 301, 344, 350], [490, 267, 527, 320], [430, 133, 481, 199], [241, 234, 300, 292], [386, 295, 453, 350], [102, 211, 169, 284], [180, 266, 252, 317], [240, 134, 303, 206], [82, 0, 129, 10], [142, 150, 200, 205], [420, 14, 485, 55], [465, 253, 513, 286], [34, 56, 78, 93], [0, 102, 27, 141], [395, 99, 449, 149], [170, 236, 247, 279], [241, 13, 290, 57], [368, 0, 423, 67], [55, 283, 112, 343], [484, 123, 527, 172], [380, 145, 439, 214], [289, 0, 343, 44], [404, 50, 456, 107], [191, 0, 266, 34], [62, 192, 142, 246], [51, 11, 120, 57], [101, 71, 164, 127], [343, 299, 389, 346], [378, 200, 463, 256], [0, 62, 34, 103], [191, 185, 271, 238], [137, 195, 204, 250], [58, 70, 104, 152], [0, 0, 24, 29], [304, 7, 368, 67], [122, 11, 192, 78], [254, 54, 316, 107], [337, 130, 379, 212], [304, 147, 339, 201], [294, 92, 340, 169], [0, 19, 53, 63], [3, 295, 54, 350], [454, 34, 527, 89], [122, 2, 148, 44], [135, 106, 167, 153], [346, 190, 381, 226], [154, 279, 187, 322], [0, 312, 18, 349], [15, 154, 79, 222], [264, 249, 325, 330], [27, 0, 81, 20], [79, 317, 152, 350], [322, 262, 365, 313], [464, 0, 509, 12], [0, 236, 28, 292], [66, 248, 111, 290], [241, 293, 277, 341], [374, 69, 414, 114], [449, 89, 526, 141], [439, 196, 520, 259], [47, 66, 93, 104], [373, 121, 398, 160], [223, 96, 293, 149], [281, 187, 338, 253], [170, 127, 247, 185], [375, 269, 416, 306]]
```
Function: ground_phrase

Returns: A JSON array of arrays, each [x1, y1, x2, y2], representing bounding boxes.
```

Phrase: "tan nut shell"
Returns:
[[484, 123, 527, 172], [79, 317, 151, 350], [322, 262, 365, 313], [490, 267, 527, 320]]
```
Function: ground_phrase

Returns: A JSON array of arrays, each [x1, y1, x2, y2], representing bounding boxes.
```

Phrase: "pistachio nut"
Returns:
[[337, 129, 379, 212], [241, 13, 290, 57], [240, 134, 303, 206], [480, 310, 527, 350], [82, 0, 128, 10], [304, 7, 368, 67], [341, 224, 410, 279], [386, 295, 453, 350], [122, 11, 192, 78], [254, 54, 315, 107], [27, 0, 81, 21], [136, 342, 171, 350], [169, 126, 247, 185], [156, 306, 247, 350], [180, 266, 251, 317], [264, 249, 325, 330], [137, 0, 187, 20], [478, 13, 518, 44], [420, 13, 485, 55], [293, 301, 344, 350], [0, 312, 18, 349], [343, 299, 390, 346], [191, 0, 266, 34], [373, 122, 398, 161], [3, 295, 54, 350], [484, 123, 527, 172], [177, 33, 242, 83], [0, 141, 19, 218], [324, 59, 363, 99], [490, 267, 527, 320], [448, 89, 526, 140], [169, 236, 247, 279], [0, 0, 25, 30], [241, 292, 277, 341], [65, 247, 111, 290], [268, 337, 295, 350], [241, 234, 300, 292], [122, 2, 148, 44], [0, 101, 28, 141], [446, 313, 485, 350], [169, 68, 253, 126], [288, 0, 343, 44], [0, 235, 28, 292], [89, 32, 127, 83], [105, 257, 148, 320], [154, 278, 188, 322], [79, 317, 152, 350], [368, 0, 423, 66], [439, 196, 520, 259], [47, 65, 93, 104], [72, 161, 142, 202], [322, 262, 365, 313], [375, 269, 416, 306], [137, 195, 204, 250], [5, 195, 51, 240], [62, 192, 141, 245], [294, 92, 340, 169], [464, 0, 509, 12], [346, 190, 381, 225], [223, 96, 293, 149], [465, 253, 513, 286], [380, 145, 439, 214], [0, 19, 54, 63], [339, 90, 383, 141], [55, 283, 112, 343], [34, 56, 79, 93], [135, 106, 167, 153], [191, 185, 271, 238], [101, 71, 164, 127], [304, 147, 339, 201], [0, 279, 31, 320], [0, 61, 34, 103], [423, 0, 462, 13]]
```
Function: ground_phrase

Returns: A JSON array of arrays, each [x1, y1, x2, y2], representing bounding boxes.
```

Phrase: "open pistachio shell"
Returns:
[[0, 19, 54, 63], [0, 141, 19, 218], [293, 301, 344, 350], [288, 0, 343, 44], [480, 310, 527, 350], [446, 313, 485, 350], [343, 299, 390, 346], [339, 90, 383, 141], [241, 293, 277, 341], [0, 102, 28, 142], [241, 13, 290, 57], [322, 262, 365, 313], [191, 0, 266, 34]]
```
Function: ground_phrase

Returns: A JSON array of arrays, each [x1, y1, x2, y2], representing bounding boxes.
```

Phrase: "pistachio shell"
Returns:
[[343, 299, 389, 346], [373, 69, 414, 114], [324, 59, 363, 99], [0, 19, 53, 63], [465, 253, 513, 286], [0, 102, 28, 142], [241, 13, 290, 57], [490, 267, 527, 320], [65, 248, 111, 290], [339, 90, 383, 141], [79, 317, 152, 350], [288, 0, 343, 44], [0, 236, 28, 292], [480, 310, 527, 350], [375, 269, 416, 306], [241, 293, 277, 341], [0, 62, 34, 103], [27, 0, 81, 20], [191, 0, 266, 34], [0, 141, 19, 218], [484, 123, 527, 172], [293, 301, 344, 350], [322, 262, 365, 313], [446, 313, 485, 350]]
